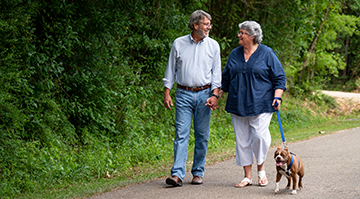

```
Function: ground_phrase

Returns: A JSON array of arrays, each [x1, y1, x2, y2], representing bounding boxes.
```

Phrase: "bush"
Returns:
[[0, 0, 190, 197]]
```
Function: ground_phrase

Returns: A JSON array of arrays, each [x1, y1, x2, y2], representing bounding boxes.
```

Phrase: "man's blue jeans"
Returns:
[[171, 87, 212, 181]]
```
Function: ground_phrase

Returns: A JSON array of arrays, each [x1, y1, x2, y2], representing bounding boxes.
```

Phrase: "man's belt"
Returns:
[[177, 84, 210, 92]]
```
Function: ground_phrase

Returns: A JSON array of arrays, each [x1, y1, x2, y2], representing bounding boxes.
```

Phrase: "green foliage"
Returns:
[[1, 0, 360, 198], [0, 0, 189, 197]]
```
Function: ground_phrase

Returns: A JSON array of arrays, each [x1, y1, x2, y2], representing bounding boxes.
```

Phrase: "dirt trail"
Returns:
[[321, 90, 360, 103], [321, 90, 360, 114]]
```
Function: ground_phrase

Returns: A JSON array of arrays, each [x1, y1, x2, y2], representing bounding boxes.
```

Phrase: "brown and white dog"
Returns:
[[274, 147, 305, 195]]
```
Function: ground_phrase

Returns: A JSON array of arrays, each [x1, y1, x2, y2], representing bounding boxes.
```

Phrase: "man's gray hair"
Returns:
[[188, 10, 212, 31], [238, 21, 263, 44]]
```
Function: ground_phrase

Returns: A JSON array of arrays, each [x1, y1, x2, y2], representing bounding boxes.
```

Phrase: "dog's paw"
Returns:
[[285, 186, 290, 189], [299, 184, 303, 190], [275, 183, 280, 194], [291, 190, 297, 195]]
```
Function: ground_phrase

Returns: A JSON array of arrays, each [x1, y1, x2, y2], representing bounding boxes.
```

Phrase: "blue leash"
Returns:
[[276, 110, 286, 148], [274, 97, 286, 148]]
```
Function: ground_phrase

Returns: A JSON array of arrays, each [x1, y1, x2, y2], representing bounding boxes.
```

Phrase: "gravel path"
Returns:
[[87, 90, 360, 199], [89, 127, 360, 199]]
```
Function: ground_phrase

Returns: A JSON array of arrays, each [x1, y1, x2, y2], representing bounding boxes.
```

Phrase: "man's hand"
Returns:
[[205, 96, 218, 110], [205, 88, 220, 110], [164, 88, 173, 110]]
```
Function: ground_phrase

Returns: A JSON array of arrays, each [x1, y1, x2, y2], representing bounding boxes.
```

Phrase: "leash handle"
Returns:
[[274, 97, 282, 108]]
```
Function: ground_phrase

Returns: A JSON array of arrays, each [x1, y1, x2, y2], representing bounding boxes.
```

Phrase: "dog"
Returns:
[[274, 146, 304, 195]]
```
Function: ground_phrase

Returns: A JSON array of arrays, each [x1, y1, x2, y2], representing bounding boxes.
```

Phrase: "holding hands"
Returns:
[[205, 95, 218, 110], [205, 89, 223, 111]]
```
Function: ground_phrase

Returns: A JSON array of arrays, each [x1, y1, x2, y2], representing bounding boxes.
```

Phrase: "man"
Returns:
[[162, 10, 221, 187]]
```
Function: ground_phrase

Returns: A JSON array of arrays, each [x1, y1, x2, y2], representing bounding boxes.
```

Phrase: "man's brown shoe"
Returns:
[[191, 176, 203, 185], [165, 176, 182, 187]]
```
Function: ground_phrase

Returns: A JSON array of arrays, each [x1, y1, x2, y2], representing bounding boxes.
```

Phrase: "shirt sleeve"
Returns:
[[162, 41, 177, 90], [221, 52, 232, 92], [211, 42, 222, 91], [269, 49, 287, 91]]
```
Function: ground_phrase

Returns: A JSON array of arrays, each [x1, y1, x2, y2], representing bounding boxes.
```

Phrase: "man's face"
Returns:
[[195, 17, 212, 38]]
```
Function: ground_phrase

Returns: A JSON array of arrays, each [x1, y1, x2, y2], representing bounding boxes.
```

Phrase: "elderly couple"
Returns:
[[162, 10, 286, 188]]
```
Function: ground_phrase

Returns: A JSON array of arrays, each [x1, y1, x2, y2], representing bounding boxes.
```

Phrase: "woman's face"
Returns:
[[237, 29, 252, 46]]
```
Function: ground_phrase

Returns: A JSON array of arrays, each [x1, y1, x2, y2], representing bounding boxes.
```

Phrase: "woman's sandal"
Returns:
[[235, 177, 253, 188], [258, 170, 268, 186]]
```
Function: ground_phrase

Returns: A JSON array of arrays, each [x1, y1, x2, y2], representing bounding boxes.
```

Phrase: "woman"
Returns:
[[219, 21, 286, 187]]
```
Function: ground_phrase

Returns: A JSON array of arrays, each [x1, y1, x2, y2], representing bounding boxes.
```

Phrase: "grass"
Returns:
[[29, 116, 360, 199], [12, 92, 360, 199]]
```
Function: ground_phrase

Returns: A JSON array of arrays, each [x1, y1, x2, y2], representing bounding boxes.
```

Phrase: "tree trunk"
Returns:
[[350, 58, 360, 81], [342, 36, 350, 77], [298, 3, 331, 84]]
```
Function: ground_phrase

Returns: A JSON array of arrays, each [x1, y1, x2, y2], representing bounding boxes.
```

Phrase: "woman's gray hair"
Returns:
[[188, 10, 212, 31], [238, 21, 263, 44]]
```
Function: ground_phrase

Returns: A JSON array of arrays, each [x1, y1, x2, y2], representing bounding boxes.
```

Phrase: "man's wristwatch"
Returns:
[[212, 94, 219, 99]]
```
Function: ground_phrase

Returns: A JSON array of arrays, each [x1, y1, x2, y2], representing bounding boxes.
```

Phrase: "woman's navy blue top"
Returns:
[[221, 44, 287, 117]]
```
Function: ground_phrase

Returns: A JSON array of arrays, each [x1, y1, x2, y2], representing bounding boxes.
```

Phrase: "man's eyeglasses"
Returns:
[[200, 22, 213, 28], [238, 31, 248, 36]]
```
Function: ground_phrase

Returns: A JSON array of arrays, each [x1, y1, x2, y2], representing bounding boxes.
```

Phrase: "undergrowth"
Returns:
[[2, 89, 360, 199]]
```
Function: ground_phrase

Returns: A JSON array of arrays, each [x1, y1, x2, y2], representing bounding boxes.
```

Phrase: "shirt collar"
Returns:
[[189, 32, 206, 44]]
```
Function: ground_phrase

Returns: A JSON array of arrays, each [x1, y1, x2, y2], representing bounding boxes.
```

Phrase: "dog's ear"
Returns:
[[277, 146, 282, 150], [284, 147, 289, 152]]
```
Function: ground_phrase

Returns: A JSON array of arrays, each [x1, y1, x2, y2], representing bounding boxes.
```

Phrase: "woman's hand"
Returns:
[[272, 98, 281, 111], [273, 89, 284, 111]]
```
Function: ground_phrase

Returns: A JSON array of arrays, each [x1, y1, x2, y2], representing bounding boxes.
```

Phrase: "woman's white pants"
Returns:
[[231, 113, 273, 166]]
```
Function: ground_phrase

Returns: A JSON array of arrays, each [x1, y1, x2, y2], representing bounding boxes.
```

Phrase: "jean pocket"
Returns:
[[203, 88, 211, 96], [176, 87, 186, 94]]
